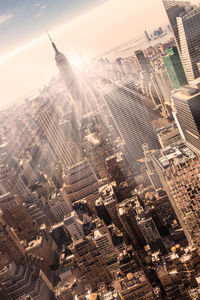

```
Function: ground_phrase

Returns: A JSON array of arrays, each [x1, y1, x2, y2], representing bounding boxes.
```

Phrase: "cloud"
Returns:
[[40, 5, 47, 9], [36, 4, 47, 17], [35, 2, 41, 7], [0, 13, 14, 25]]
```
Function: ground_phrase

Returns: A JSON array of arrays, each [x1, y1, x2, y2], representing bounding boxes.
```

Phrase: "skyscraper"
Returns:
[[172, 79, 200, 152], [102, 76, 160, 162], [162, 0, 190, 49], [151, 141, 200, 247], [135, 50, 151, 73], [48, 33, 86, 115], [162, 0, 200, 82], [117, 198, 147, 250], [37, 102, 82, 168], [48, 33, 80, 100], [0, 214, 26, 268], [162, 46, 187, 89], [0, 164, 30, 201], [0, 192, 38, 242]]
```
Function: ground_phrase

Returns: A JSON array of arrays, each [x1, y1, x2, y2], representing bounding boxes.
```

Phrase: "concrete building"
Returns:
[[135, 50, 151, 73], [37, 102, 82, 168], [72, 237, 112, 290], [0, 192, 38, 242], [0, 261, 55, 300], [0, 164, 30, 201], [63, 160, 99, 213], [137, 217, 166, 253], [157, 126, 182, 148], [151, 68, 173, 117], [95, 197, 111, 226], [48, 191, 72, 222], [170, 245, 200, 288], [117, 271, 154, 300], [143, 143, 163, 191], [105, 152, 136, 188], [0, 215, 26, 268], [26, 192, 53, 226], [117, 198, 146, 250], [55, 284, 73, 300], [63, 211, 84, 241], [157, 267, 190, 300], [21, 159, 38, 186], [163, 0, 200, 82], [92, 221, 118, 272], [172, 79, 200, 152], [100, 184, 123, 230], [146, 189, 177, 233], [83, 132, 113, 180], [26, 227, 58, 275], [152, 141, 200, 247]]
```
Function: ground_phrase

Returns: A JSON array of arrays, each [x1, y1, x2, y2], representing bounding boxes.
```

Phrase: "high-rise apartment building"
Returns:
[[163, 0, 200, 82], [102, 76, 160, 162], [37, 102, 82, 168], [162, 46, 187, 89], [172, 79, 200, 152]]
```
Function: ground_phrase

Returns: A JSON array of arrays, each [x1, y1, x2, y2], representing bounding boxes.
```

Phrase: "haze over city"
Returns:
[[0, 0, 168, 107], [2, 0, 200, 299]]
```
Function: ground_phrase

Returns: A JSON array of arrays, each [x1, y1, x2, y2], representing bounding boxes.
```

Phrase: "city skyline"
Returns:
[[0, 0, 169, 107], [2, 0, 200, 298]]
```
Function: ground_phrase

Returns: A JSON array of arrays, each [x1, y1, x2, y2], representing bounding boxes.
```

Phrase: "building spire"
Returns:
[[46, 30, 59, 55]]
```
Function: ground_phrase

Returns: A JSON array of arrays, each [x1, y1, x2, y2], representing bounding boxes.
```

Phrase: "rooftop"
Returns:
[[26, 236, 43, 250], [172, 78, 200, 101], [152, 141, 196, 170]]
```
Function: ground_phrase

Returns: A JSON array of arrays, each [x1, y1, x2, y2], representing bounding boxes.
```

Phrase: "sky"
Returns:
[[0, 0, 169, 107]]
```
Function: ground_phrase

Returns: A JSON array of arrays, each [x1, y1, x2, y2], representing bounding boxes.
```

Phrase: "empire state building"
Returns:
[[47, 32, 85, 112]]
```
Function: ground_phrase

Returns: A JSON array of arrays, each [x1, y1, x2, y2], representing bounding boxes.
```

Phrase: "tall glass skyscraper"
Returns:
[[102, 76, 160, 163], [163, 1, 200, 82], [162, 46, 187, 89]]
